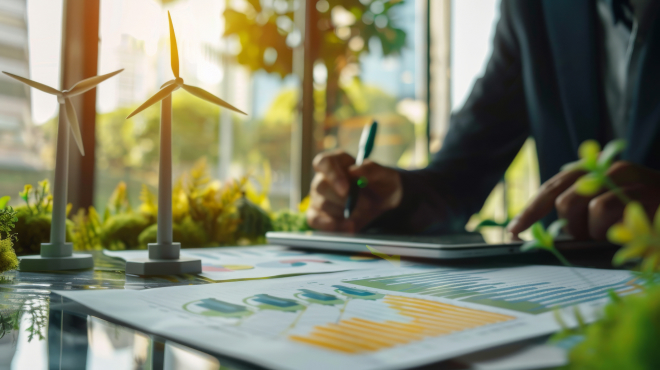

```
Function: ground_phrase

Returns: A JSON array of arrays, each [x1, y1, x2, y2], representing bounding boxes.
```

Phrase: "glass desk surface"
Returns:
[[0, 248, 618, 370]]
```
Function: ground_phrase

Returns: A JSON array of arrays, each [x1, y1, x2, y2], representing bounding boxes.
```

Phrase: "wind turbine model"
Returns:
[[2, 69, 123, 271], [124, 12, 246, 276]]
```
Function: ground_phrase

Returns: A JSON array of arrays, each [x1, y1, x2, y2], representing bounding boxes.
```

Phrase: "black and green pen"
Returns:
[[344, 120, 378, 219]]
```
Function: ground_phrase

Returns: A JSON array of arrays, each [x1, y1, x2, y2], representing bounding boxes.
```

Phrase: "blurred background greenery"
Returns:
[[0, 0, 535, 232]]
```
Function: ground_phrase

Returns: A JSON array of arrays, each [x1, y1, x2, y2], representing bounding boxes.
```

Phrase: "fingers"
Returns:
[[588, 184, 660, 240], [508, 169, 585, 236], [348, 159, 389, 182], [555, 182, 605, 240], [312, 150, 355, 197], [307, 208, 342, 231], [307, 173, 347, 232], [310, 174, 345, 207], [307, 152, 355, 233], [346, 192, 381, 232]]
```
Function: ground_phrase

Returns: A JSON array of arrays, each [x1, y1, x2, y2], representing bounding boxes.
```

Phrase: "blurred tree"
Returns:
[[223, 0, 407, 130], [97, 94, 224, 184]]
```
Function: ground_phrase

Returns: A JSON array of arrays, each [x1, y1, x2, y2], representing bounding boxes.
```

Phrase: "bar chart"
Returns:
[[289, 295, 514, 353], [347, 266, 641, 313]]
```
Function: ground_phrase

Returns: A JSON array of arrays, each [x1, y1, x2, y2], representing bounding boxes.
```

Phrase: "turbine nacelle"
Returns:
[[2, 69, 124, 156], [126, 11, 246, 120]]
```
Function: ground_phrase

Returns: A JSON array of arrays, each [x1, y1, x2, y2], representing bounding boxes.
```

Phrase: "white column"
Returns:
[[157, 95, 173, 245], [45, 104, 70, 254]]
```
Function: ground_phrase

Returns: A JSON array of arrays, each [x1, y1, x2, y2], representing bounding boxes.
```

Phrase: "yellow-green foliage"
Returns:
[[272, 209, 309, 232], [235, 195, 273, 244], [0, 196, 19, 272], [101, 213, 151, 250], [12, 181, 74, 256], [138, 216, 208, 247], [561, 285, 660, 370], [71, 207, 103, 251], [563, 203, 660, 369], [0, 237, 18, 273], [18, 159, 310, 252], [72, 158, 283, 250], [548, 139, 660, 369]]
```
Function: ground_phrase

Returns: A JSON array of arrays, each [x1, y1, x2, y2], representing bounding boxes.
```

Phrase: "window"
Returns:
[[1, 0, 540, 230], [0, 0, 63, 203], [95, 0, 431, 213], [95, 0, 296, 211], [313, 0, 430, 170], [447, 0, 540, 228]]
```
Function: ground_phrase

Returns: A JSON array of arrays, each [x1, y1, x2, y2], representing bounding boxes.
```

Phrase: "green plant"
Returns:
[[608, 202, 660, 274], [12, 180, 74, 256], [521, 219, 570, 266], [0, 196, 19, 272], [562, 139, 629, 202], [519, 139, 660, 368], [558, 285, 660, 370]]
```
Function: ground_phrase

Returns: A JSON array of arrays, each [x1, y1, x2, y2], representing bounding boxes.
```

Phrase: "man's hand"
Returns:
[[306, 150, 403, 233], [508, 161, 660, 240]]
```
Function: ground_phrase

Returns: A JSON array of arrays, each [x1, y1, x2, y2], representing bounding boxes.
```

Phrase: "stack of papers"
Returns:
[[105, 246, 407, 281], [58, 264, 639, 370]]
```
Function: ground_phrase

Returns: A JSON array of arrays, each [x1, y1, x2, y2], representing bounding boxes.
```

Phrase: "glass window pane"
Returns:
[[449, 0, 540, 227], [313, 0, 429, 169], [0, 0, 63, 203], [96, 0, 295, 211]]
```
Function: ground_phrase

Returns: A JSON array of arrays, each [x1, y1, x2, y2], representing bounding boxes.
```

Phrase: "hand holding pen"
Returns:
[[306, 121, 404, 233]]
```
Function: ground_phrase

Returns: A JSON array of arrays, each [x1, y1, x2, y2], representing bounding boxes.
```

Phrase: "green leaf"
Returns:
[[641, 253, 660, 274], [624, 202, 651, 236], [531, 222, 546, 243], [607, 223, 633, 244], [597, 139, 626, 169], [578, 140, 600, 170], [521, 240, 541, 251], [553, 308, 569, 330], [654, 204, 660, 234], [607, 289, 621, 303], [547, 219, 567, 238], [575, 173, 603, 196], [0, 196, 9, 209], [612, 241, 646, 266], [560, 160, 585, 172], [573, 306, 587, 330]]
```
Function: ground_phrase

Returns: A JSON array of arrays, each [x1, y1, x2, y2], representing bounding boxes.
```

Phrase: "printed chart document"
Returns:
[[58, 265, 640, 370], [106, 246, 403, 280]]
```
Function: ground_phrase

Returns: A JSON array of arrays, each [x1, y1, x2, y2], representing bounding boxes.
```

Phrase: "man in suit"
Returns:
[[306, 0, 660, 240]]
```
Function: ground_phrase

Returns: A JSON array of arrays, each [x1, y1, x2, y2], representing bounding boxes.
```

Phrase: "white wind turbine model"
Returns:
[[2, 68, 123, 271], [124, 12, 246, 276]]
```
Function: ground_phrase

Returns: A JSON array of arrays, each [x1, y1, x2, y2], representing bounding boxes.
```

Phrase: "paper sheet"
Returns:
[[58, 265, 639, 370], [105, 246, 404, 281]]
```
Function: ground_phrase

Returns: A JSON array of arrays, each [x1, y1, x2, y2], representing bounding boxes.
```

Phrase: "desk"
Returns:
[[0, 247, 618, 369]]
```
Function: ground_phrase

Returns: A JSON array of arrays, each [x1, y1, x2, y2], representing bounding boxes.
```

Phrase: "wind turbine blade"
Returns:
[[160, 80, 176, 89], [2, 71, 60, 95], [168, 11, 179, 78], [126, 83, 178, 119], [182, 84, 246, 115], [67, 69, 123, 96], [64, 98, 85, 156]]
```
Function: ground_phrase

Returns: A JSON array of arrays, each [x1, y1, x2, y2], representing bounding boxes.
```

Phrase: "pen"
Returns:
[[344, 120, 378, 219]]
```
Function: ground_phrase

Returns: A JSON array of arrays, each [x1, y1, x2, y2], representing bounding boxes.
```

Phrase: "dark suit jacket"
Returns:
[[376, 0, 660, 234]]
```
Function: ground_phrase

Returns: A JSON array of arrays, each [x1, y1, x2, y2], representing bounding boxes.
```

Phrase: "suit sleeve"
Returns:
[[369, 0, 530, 234]]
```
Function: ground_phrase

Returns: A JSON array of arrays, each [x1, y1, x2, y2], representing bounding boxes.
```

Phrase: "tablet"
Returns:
[[265, 231, 610, 259]]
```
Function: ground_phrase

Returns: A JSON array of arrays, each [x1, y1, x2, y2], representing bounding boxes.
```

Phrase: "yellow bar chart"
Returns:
[[290, 295, 514, 354]]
